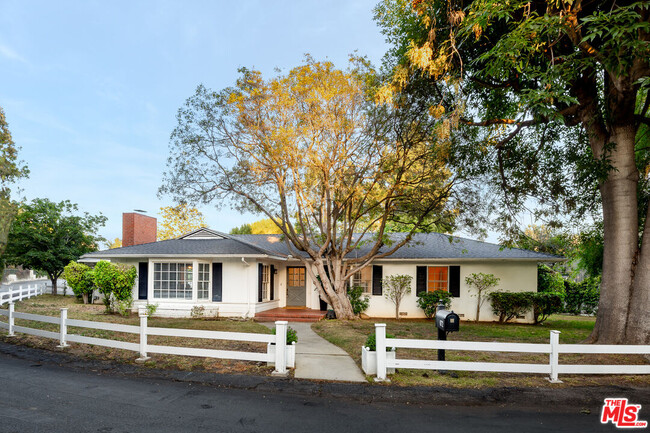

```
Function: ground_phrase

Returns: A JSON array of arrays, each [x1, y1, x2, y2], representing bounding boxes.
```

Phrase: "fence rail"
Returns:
[[0, 284, 45, 305], [373, 323, 650, 382], [0, 304, 290, 374]]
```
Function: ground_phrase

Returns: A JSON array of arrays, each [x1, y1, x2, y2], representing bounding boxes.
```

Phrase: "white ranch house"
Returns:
[[80, 225, 561, 322]]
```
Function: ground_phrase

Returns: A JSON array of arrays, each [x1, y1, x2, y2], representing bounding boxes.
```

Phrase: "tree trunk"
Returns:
[[589, 125, 639, 344], [82, 292, 89, 304], [50, 275, 58, 296], [308, 260, 357, 320], [625, 203, 650, 344], [475, 292, 481, 322], [395, 299, 400, 320]]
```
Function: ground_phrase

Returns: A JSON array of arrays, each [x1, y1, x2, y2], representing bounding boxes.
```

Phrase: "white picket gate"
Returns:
[[373, 323, 650, 382], [0, 305, 291, 374]]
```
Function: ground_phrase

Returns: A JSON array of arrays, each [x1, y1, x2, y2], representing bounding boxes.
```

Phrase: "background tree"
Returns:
[[158, 203, 208, 240], [250, 219, 283, 234], [375, 0, 650, 343], [465, 272, 500, 322], [383, 274, 412, 319], [0, 107, 29, 262], [229, 223, 252, 234], [4, 198, 106, 294], [161, 58, 457, 319], [106, 237, 122, 249]]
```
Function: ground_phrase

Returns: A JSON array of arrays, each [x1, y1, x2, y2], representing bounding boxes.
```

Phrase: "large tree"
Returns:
[[158, 203, 208, 240], [375, 0, 650, 343], [5, 198, 106, 294], [160, 58, 456, 319], [0, 107, 29, 260]]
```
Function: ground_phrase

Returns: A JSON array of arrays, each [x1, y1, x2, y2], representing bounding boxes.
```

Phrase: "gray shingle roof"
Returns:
[[234, 232, 562, 261], [82, 229, 562, 261], [82, 238, 274, 258]]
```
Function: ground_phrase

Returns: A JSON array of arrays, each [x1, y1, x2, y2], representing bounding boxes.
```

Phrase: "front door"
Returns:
[[286, 266, 306, 307]]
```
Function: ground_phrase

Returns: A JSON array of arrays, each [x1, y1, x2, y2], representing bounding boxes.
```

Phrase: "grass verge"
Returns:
[[0, 295, 276, 376], [311, 316, 650, 388]]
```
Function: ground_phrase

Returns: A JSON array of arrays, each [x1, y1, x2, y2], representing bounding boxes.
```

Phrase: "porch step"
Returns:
[[255, 307, 326, 323]]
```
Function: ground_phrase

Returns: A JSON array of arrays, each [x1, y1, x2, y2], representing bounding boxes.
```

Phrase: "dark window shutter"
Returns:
[[449, 266, 460, 297], [372, 265, 383, 295], [270, 265, 275, 300], [416, 266, 427, 294], [212, 263, 222, 302], [258, 263, 263, 302], [138, 262, 148, 300]]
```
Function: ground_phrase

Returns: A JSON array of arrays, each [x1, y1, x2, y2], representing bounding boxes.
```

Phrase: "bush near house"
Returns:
[[564, 277, 600, 315], [416, 290, 452, 318], [489, 292, 532, 323], [92, 260, 137, 313], [62, 261, 95, 304], [489, 291, 564, 324], [347, 285, 370, 316], [530, 292, 564, 324]]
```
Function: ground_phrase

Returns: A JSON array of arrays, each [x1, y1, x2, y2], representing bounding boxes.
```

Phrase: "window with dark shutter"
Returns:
[[138, 262, 148, 300], [270, 265, 275, 300], [372, 265, 383, 295], [212, 263, 222, 302], [416, 266, 427, 294], [449, 266, 461, 297]]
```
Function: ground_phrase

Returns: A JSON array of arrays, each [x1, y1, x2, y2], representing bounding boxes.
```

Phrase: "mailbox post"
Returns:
[[434, 300, 460, 369]]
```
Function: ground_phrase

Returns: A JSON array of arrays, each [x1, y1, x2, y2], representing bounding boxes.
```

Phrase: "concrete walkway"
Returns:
[[265, 322, 366, 382]]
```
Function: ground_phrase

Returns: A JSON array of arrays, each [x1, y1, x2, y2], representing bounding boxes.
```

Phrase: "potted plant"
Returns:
[[267, 326, 297, 368], [361, 333, 396, 375]]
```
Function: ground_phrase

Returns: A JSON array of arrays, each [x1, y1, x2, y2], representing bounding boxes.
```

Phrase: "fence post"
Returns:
[[136, 308, 151, 362], [375, 323, 388, 382], [549, 330, 562, 383], [8, 302, 15, 336], [272, 320, 288, 376], [57, 308, 68, 348]]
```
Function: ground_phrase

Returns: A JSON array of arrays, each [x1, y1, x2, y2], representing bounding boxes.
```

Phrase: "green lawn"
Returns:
[[1, 295, 275, 376], [312, 316, 650, 388]]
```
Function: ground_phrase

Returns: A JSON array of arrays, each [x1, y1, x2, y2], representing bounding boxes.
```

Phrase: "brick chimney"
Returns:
[[122, 212, 157, 247]]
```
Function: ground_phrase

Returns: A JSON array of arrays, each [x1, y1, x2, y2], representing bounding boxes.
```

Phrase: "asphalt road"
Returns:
[[0, 352, 628, 433]]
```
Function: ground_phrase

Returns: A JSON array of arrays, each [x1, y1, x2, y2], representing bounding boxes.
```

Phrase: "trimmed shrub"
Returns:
[[63, 261, 94, 304], [365, 332, 395, 351], [489, 291, 533, 323], [417, 290, 452, 318], [92, 260, 137, 312], [347, 285, 370, 316], [538, 264, 565, 294], [530, 292, 564, 324], [272, 326, 298, 344], [564, 277, 600, 315]]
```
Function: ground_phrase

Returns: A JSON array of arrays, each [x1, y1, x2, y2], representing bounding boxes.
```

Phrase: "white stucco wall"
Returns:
[[365, 260, 538, 322], [110, 256, 537, 321]]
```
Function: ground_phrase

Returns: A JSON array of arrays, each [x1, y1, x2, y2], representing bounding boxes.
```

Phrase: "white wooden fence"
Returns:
[[0, 304, 291, 374], [374, 323, 650, 382], [0, 284, 45, 305]]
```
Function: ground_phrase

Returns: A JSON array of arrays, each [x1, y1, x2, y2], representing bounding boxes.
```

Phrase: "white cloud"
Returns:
[[0, 43, 27, 63]]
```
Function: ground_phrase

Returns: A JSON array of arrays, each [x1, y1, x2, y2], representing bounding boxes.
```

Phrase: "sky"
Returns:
[[0, 0, 390, 244]]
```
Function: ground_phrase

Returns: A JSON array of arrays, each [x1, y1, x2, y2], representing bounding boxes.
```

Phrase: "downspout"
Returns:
[[241, 257, 251, 317]]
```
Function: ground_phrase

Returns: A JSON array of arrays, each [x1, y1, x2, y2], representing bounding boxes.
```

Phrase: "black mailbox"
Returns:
[[435, 309, 460, 332]]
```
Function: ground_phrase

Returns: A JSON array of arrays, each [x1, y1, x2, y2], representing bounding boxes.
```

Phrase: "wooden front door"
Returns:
[[286, 266, 306, 307]]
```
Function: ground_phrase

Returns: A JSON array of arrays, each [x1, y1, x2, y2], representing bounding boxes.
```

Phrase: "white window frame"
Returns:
[[348, 267, 372, 294], [149, 259, 211, 302], [261, 265, 271, 302], [426, 265, 450, 292]]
